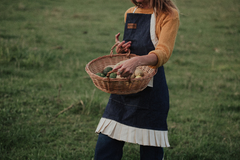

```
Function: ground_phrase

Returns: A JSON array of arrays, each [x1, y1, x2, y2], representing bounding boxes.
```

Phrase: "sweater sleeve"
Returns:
[[149, 12, 180, 68]]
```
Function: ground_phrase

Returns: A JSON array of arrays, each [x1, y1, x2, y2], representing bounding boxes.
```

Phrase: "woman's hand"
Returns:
[[113, 54, 158, 79], [114, 57, 139, 79], [115, 33, 131, 54]]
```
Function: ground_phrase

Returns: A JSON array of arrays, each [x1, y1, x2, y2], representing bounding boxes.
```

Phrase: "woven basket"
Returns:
[[85, 43, 157, 95]]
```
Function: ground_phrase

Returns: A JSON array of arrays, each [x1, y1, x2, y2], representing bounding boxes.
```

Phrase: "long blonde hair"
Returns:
[[131, 0, 178, 15]]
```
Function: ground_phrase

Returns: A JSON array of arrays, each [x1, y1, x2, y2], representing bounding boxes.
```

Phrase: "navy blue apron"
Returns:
[[102, 12, 169, 131]]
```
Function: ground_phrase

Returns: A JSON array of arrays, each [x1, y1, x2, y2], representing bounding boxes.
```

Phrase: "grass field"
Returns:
[[0, 0, 240, 159]]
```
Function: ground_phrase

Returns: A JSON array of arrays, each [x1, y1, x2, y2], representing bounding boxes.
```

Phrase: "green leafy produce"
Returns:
[[109, 72, 117, 78], [103, 67, 113, 75], [96, 72, 105, 77]]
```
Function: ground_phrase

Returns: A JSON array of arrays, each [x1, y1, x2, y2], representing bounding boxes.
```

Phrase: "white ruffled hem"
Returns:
[[95, 118, 170, 147]]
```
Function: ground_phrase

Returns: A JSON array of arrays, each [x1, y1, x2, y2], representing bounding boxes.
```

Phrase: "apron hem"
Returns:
[[95, 117, 170, 147]]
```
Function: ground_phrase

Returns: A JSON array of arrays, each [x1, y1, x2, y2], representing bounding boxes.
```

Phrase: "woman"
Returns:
[[94, 0, 179, 159]]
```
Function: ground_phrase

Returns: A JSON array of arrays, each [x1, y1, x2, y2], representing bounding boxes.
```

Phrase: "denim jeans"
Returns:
[[94, 133, 164, 160]]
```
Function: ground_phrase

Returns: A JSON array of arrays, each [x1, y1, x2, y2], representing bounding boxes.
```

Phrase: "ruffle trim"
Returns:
[[95, 118, 170, 147]]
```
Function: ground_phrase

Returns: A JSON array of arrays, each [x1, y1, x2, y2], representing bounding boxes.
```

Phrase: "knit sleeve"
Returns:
[[149, 10, 180, 68]]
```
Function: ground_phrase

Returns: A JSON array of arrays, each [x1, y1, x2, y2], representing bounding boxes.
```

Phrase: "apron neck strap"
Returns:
[[133, 7, 138, 13], [132, 7, 157, 14]]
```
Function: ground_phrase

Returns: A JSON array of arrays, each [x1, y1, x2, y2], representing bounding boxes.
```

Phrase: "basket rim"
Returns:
[[85, 53, 157, 82]]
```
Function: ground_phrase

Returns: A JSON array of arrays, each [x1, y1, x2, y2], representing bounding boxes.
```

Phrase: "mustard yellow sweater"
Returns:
[[124, 7, 180, 68]]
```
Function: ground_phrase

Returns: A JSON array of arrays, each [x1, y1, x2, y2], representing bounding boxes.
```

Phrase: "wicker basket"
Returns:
[[85, 43, 157, 95]]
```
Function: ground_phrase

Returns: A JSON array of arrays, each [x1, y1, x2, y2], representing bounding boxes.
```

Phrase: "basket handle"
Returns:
[[106, 42, 132, 91], [106, 70, 113, 91], [110, 42, 131, 58]]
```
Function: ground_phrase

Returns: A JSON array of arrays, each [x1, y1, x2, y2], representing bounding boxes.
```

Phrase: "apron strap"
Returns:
[[149, 11, 158, 87], [150, 10, 158, 47], [133, 6, 138, 13]]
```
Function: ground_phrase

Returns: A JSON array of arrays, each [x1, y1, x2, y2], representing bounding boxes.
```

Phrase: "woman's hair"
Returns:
[[131, 0, 178, 14]]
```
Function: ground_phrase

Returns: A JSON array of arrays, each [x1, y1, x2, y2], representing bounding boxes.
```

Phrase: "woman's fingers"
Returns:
[[121, 69, 132, 77], [118, 41, 125, 47], [116, 41, 127, 53], [118, 41, 131, 53], [113, 63, 125, 76], [122, 41, 131, 48], [115, 33, 131, 53], [122, 41, 131, 52], [115, 33, 120, 43], [115, 60, 135, 77], [112, 64, 122, 74]]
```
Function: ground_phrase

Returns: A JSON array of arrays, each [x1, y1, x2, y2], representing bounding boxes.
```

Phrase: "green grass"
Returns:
[[0, 0, 240, 159]]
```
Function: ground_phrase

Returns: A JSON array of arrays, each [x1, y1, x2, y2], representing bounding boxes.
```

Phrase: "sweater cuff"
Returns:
[[148, 51, 162, 69]]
